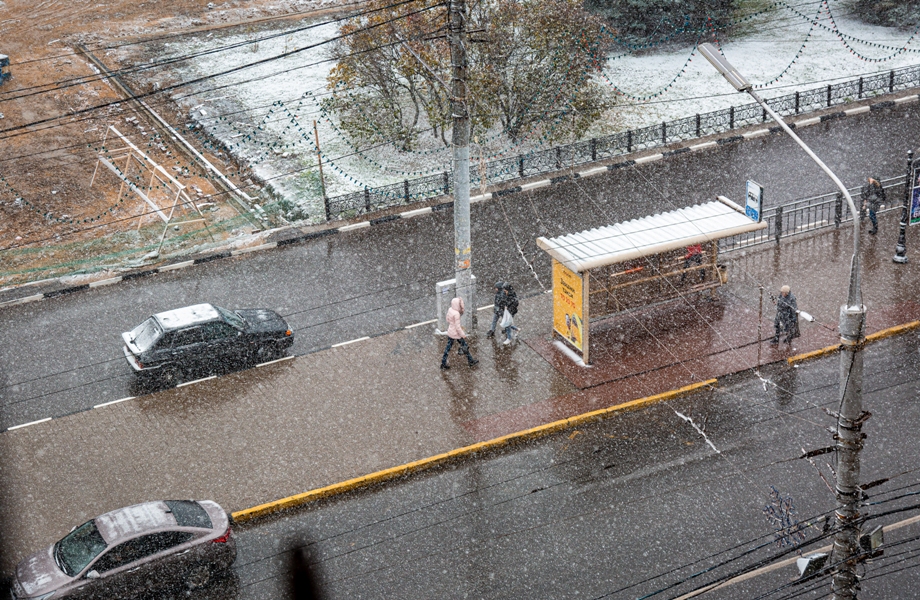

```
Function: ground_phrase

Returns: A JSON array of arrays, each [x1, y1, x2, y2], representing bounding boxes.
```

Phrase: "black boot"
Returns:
[[440, 362, 450, 370]]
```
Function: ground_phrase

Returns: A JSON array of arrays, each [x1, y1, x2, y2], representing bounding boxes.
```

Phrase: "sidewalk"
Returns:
[[2, 215, 920, 573]]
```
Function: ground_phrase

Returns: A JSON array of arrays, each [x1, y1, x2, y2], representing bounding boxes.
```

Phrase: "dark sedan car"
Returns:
[[122, 303, 293, 383], [10, 500, 236, 600]]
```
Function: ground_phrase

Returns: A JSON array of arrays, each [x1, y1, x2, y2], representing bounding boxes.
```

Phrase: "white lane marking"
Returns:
[[177, 375, 216, 387], [332, 336, 370, 348], [405, 319, 437, 329], [159, 260, 194, 271], [256, 355, 295, 367], [94, 396, 135, 409], [521, 180, 550, 192], [7, 417, 52, 431], [232, 242, 278, 255], [795, 117, 820, 128], [635, 154, 663, 164], [845, 105, 870, 115], [89, 277, 123, 288], [742, 129, 769, 139], [1, 294, 44, 306], [339, 222, 370, 232], [895, 95, 918, 104], [401, 207, 432, 218], [690, 141, 717, 151], [579, 166, 607, 178], [470, 193, 492, 203]]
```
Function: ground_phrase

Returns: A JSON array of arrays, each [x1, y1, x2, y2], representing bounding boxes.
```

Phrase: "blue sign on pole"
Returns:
[[746, 180, 763, 222], [911, 162, 920, 226]]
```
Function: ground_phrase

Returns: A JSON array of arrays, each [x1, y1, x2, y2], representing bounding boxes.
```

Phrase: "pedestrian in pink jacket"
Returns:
[[441, 297, 478, 369]]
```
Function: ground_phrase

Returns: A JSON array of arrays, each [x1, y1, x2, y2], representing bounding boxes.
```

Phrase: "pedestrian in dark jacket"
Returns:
[[486, 281, 507, 338], [771, 285, 800, 345], [861, 177, 886, 235], [441, 297, 478, 369], [501, 283, 520, 345]]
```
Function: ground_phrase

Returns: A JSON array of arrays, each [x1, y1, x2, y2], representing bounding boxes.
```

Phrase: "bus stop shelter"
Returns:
[[536, 197, 766, 365]]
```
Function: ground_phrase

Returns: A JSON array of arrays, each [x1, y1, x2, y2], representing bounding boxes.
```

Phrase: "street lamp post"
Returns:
[[893, 149, 912, 264], [699, 43, 867, 600]]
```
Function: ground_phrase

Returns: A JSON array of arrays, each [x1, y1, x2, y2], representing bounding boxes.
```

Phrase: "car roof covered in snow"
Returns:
[[536, 197, 767, 273], [93, 501, 176, 545], [153, 303, 220, 330]]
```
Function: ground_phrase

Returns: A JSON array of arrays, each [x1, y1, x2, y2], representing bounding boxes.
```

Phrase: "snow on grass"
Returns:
[[137, 1, 920, 222], [602, 6, 920, 130]]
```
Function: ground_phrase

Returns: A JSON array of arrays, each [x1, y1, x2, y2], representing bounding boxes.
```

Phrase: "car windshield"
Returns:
[[129, 318, 162, 352], [164, 500, 212, 529], [216, 306, 246, 330], [54, 520, 107, 577]]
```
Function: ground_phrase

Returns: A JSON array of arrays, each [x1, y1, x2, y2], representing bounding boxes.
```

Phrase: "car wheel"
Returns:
[[160, 366, 178, 386], [257, 343, 283, 362], [186, 565, 211, 590]]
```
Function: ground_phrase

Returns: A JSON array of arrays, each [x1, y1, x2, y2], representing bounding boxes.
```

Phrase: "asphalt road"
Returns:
[[3, 100, 920, 429], [222, 334, 920, 600]]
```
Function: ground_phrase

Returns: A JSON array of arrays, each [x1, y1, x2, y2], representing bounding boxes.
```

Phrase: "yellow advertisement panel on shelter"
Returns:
[[552, 259, 585, 352]]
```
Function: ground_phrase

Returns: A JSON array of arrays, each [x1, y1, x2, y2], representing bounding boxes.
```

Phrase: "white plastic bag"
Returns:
[[500, 308, 513, 329]]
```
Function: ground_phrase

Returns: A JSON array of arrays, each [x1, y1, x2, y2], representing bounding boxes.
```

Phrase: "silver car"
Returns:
[[10, 500, 236, 599]]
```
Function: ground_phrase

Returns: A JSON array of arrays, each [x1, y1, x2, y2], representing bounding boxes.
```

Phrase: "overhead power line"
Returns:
[[0, 1, 448, 139], [0, 0, 439, 103]]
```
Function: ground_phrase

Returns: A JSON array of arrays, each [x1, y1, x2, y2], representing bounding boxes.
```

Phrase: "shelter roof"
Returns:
[[536, 197, 767, 273]]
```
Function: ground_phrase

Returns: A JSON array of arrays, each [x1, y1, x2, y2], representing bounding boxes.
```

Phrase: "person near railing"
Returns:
[[771, 285, 800, 345], [861, 176, 886, 235], [679, 244, 706, 284]]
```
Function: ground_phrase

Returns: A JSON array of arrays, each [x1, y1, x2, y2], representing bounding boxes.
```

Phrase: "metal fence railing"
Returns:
[[323, 63, 920, 222], [719, 176, 906, 253]]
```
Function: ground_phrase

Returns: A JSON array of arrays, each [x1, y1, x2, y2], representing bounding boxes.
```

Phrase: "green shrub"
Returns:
[[848, 0, 920, 28], [585, 0, 741, 45]]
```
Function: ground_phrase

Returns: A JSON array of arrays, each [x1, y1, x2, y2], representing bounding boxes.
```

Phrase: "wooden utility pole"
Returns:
[[313, 120, 330, 221]]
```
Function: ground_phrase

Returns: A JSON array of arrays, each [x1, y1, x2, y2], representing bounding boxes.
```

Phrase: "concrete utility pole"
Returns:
[[449, 0, 474, 329], [893, 149, 912, 264], [698, 44, 866, 600]]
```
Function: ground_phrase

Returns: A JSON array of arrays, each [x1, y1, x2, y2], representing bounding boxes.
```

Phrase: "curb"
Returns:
[[233, 317, 920, 522], [230, 378, 716, 523], [786, 320, 920, 364], [3, 93, 917, 309]]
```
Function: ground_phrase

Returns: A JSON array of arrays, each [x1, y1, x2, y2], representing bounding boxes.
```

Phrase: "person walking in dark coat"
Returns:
[[501, 283, 520, 345], [441, 297, 478, 369], [486, 281, 507, 338], [861, 177, 886, 235], [771, 285, 800, 345]]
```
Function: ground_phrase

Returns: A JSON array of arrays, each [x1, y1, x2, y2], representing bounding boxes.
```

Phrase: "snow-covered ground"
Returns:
[[142, 1, 920, 222]]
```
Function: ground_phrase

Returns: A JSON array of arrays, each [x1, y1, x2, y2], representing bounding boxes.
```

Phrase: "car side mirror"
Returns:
[[85, 570, 100, 580]]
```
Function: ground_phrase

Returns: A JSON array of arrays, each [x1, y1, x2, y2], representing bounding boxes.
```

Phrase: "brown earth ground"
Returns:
[[0, 0, 350, 288]]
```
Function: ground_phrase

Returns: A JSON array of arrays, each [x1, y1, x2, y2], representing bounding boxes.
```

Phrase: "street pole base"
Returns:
[[893, 255, 908, 264]]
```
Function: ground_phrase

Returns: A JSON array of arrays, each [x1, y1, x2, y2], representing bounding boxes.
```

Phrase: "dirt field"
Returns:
[[0, 0, 344, 287]]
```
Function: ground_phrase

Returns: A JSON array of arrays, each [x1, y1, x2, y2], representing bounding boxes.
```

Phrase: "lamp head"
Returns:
[[698, 43, 752, 92]]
